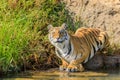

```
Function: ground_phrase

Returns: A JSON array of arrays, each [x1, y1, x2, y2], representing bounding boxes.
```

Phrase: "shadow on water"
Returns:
[[1, 68, 120, 80]]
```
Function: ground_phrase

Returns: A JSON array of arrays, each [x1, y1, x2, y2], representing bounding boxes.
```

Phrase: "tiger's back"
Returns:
[[69, 27, 109, 63]]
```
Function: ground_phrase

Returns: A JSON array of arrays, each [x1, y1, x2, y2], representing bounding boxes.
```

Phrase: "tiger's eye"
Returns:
[[59, 31, 63, 35]]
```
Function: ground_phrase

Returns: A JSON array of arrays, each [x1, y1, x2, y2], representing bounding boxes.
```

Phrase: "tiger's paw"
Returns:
[[59, 65, 67, 71], [66, 65, 78, 72], [66, 64, 84, 72], [60, 59, 69, 71]]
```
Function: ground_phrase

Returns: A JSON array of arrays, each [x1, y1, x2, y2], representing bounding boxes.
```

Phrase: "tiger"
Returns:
[[47, 23, 110, 72]]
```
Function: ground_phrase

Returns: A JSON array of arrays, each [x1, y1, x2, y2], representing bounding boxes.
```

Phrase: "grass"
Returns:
[[0, 0, 75, 74], [0, 24, 30, 72], [0, 0, 32, 72]]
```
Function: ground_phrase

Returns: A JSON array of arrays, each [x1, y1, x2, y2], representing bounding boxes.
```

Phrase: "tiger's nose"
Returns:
[[53, 33, 60, 39], [54, 35, 59, 39]]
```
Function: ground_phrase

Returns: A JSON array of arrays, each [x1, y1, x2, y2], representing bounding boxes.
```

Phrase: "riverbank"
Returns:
[[0, 53, 120, 78]]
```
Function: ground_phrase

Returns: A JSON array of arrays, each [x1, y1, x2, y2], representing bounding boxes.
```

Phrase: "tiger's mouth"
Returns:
[[55, 39, 65, 43], [54, 37, 68, 43], [56, 40, 64, 43]]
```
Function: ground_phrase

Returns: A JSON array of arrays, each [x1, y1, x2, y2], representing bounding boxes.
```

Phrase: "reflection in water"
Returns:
[[1, 69, 120, 80]]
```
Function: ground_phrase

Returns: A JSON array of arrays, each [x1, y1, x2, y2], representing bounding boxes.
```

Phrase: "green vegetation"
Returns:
[[0, 0, 74, 74]]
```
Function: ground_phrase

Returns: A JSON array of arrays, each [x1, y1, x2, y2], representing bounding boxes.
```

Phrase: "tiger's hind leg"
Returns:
[[66, 60, 84, 72], [59, 59, 69, 71]]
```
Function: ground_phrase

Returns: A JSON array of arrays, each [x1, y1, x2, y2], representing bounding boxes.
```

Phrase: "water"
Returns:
[[1, 68, 120, 80]]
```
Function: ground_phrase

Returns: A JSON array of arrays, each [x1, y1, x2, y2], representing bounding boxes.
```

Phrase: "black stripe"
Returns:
[[65, 41, 72, 57], [104, 35, 106, 40], [93, 45, 96, 54], [97, 41, 99, 47], [67, 42, 72, 55], [56, 49, 61, 56], [100, 41, 102, 45], [84, 45, 95, 63], [56, 40, 64, 43], [64, 32, 68, 40]]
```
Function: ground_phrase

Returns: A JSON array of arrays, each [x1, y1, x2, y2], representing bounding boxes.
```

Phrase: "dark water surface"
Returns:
[[1, 68, 120, 80]]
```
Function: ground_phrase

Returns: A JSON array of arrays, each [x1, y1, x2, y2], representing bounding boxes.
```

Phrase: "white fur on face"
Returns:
[[49, 28, 68, 43]]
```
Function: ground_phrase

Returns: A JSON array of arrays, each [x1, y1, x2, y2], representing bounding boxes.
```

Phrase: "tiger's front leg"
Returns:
[[59, 59, 69, 71], [66, 60, 84, 72]]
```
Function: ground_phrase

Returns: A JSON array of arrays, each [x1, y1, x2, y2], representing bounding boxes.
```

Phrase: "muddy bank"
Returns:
[[21, 53, 120, 71], [0, 54, 120, 80]]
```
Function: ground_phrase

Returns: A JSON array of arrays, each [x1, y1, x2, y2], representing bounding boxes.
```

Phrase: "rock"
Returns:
[[103, 55, 120, 69], [62, 0, 120, 47], [83, 54, 120, 70], [83, 54, 103, 70]]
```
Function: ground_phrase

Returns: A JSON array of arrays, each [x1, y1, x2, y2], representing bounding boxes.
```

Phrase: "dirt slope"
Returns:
[[62, 0, 120, 46]]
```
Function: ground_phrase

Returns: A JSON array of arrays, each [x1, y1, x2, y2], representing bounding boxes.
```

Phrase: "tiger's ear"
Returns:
[[61, 23, 68, 30], [47, 24, 53, 30]]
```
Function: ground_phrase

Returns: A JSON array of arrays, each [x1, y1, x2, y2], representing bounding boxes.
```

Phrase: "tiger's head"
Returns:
[[48, 23, 69, 44]]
